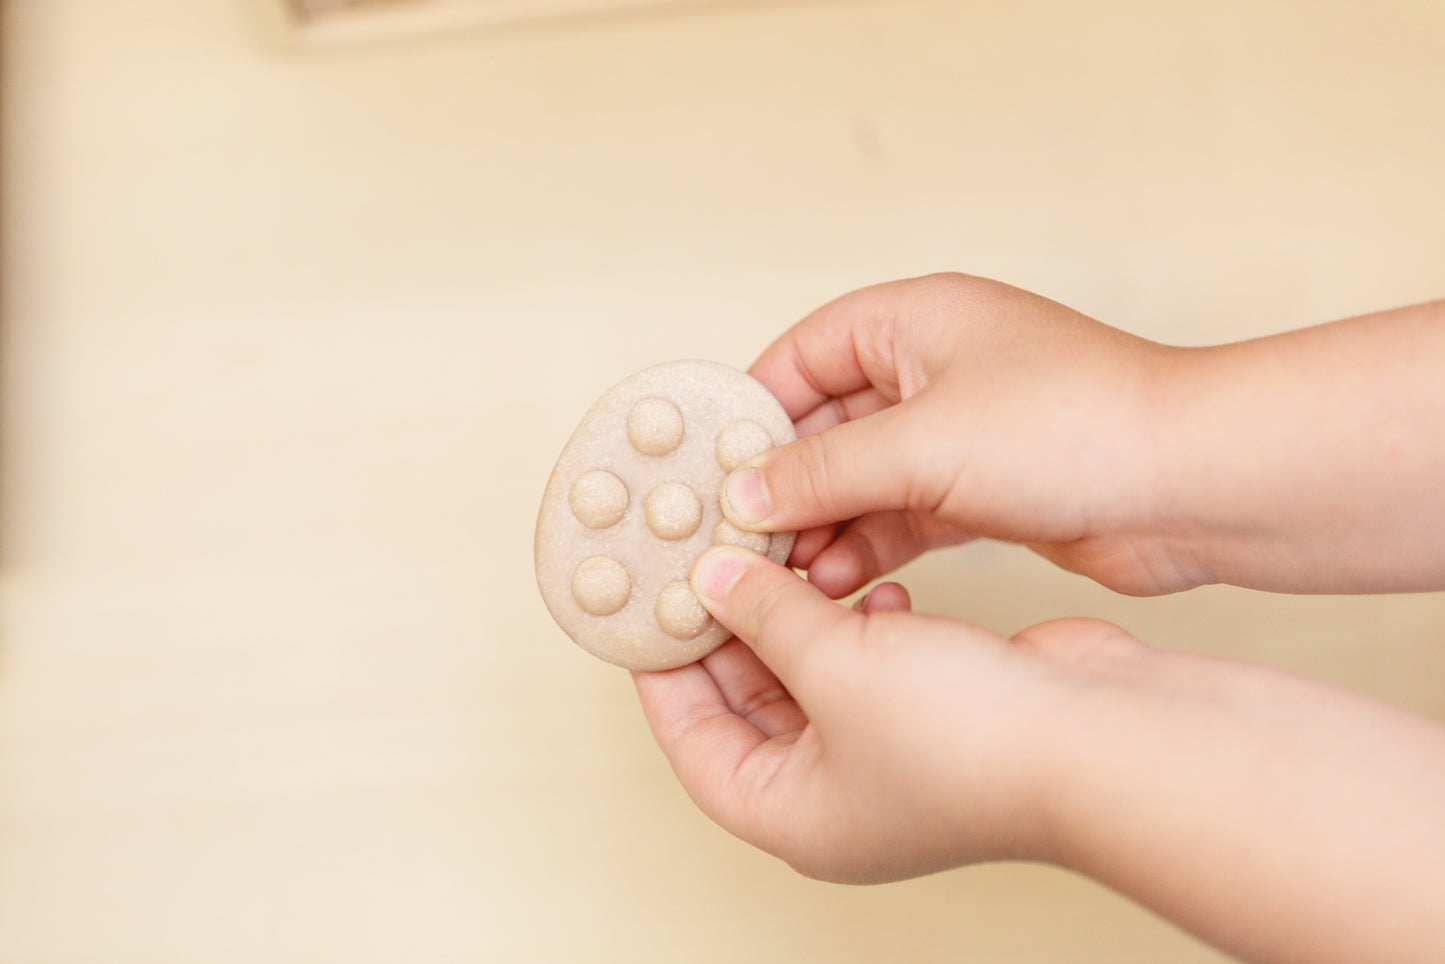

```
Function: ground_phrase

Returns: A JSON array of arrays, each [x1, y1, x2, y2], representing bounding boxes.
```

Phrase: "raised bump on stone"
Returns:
[[711, 518, 771, 555], [571, 556, 631, 616], [568, 469, 629, 529], [714, 419, 773, 472], [627, 397, 685, 456], [644, 482, 702, 541], [655, 581, 713, 639]]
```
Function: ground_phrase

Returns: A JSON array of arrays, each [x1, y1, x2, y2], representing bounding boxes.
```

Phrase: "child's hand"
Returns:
[[635, 277, 1445, 964], [721, 272, 1194, 597], [635, 546, 1445, 964], [633, 544, 1115, 882], [728, 274, 1445, 595]]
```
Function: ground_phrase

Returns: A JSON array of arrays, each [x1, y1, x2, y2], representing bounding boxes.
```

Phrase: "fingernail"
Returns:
[[852, 589, 873, 613], [692, 546, 749, 602], [722, 466, 771, 526]]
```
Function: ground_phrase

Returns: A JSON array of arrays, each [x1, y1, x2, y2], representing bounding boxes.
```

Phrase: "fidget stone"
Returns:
[[535, 360, 797, 670]]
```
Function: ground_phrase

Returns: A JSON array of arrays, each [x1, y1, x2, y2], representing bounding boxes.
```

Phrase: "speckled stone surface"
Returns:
[[535, 360, 797, 670]]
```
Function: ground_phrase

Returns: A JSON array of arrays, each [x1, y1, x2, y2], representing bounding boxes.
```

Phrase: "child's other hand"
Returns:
[[632, 545, 1125, 883], [635, 546, 1445, 963]]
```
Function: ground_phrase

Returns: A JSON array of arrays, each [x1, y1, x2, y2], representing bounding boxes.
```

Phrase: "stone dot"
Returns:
[[568, 469, 629, 529], [711, 519, 771, 555], [655, 581, 713, 640], [571, 556, 631, 616], [627, 397, 685, 456], [715, 419, 773, 472], [644, 482, 702, 541]]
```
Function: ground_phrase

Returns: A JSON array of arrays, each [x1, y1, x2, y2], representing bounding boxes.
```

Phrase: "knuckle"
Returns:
[[914, 270, 986, 308], [729, 678, 791, 721], [787, 433, 836, 514], [856, 610, 908, 658], [1011, 617, 1148, 673], [918, 269, 973, 290], [741, 569, 798, 644]]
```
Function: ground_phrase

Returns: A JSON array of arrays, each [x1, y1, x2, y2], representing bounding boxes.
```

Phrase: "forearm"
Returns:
[[1050, 647, 1445, 964], [1158, 299, 1445, 592]]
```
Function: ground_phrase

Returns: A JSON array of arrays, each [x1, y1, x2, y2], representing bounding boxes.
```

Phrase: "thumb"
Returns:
[[691, 545, 853, 686], [720, 405, 923, 533]]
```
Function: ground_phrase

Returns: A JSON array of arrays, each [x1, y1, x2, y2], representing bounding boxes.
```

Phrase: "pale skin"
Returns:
[[631, 273, 1445, 964]]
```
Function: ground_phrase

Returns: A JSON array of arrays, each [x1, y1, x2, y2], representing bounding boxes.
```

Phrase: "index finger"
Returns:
[[750, 277, 922, 422]]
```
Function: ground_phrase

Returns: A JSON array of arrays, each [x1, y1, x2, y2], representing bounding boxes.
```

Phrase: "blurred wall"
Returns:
[[3, 1, 1443, 961]]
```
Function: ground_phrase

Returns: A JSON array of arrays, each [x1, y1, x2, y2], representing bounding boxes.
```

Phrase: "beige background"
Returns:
[[4, 1, 1444, 961]]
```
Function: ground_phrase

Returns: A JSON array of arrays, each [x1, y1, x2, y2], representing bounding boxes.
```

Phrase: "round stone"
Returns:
[[715, 419, 773, 472], [644, 482, 702, 541], [627, 397, 685, 456], [568, 469, 629, 529], [711, 519, 771, 555], [655, 581, 713, 640], [571, 556, 631, 616]]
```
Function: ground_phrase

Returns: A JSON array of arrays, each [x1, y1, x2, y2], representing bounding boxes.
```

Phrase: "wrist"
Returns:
[[1002, 618, 1173, 867], [1059, 344, 1220, 595], [1146, 308, 1445, 594], [1138, 343, 1253, 591]]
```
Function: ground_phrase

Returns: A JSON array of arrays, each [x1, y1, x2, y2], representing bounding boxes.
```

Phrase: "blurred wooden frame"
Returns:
[[254, 0, 727, 46]]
